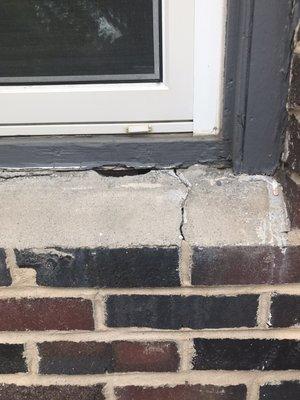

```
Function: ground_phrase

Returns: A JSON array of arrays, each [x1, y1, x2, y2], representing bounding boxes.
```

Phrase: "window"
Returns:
[[0, 0, 226, 136]]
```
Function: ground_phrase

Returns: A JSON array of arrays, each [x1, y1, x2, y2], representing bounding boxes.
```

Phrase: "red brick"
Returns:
[[0, 298, 94, 331], [115, 385, 247, 400], [192, 246, 300, 285], [113, 341, 179, 372], [0, 385, 104, 400]]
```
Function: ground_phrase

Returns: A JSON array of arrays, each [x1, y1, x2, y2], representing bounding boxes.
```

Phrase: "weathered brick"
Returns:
[[260, 381, 300, 400], [0, 249, 12, 286], [15, 247, 180, 288], [0, 344, 26, 374], [192, 246, 300, 285], [193, 339, 300, 370], [290, 54, 300, 107], [112, 341, 179, 372], [39, 341, 179, 374], [115, 385, 247, 400], [0, 385, 104, 400], [270, 295, 300, 327], [106, 295, 258, 329], [283, 174, 300, 229], [285, 116, 300, 174], [0, 298, 94, 331]]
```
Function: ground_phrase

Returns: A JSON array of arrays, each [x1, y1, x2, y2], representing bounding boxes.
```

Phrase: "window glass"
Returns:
[[0, 0, 161, 84]]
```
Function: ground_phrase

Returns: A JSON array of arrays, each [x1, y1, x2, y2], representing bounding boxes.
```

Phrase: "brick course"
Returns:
[[0, 249, 12, 286], [106, 295, 259, 329], [193, 339, 300, 370], [192, 246, 300, 285], [260, 381, 300, 400], [38, 341, 179, 374], [0, 344, 26, 374], [115, 385, 247, 400], [0, 385, 104, 400], [269, 295, 300, 327], [15, 247, 180, 288], [0, 298, 94, 331]]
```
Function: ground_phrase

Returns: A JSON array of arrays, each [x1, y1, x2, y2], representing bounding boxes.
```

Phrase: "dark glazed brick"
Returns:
[[106, 295, 258, 329], [290, 55, 300, 107], [283, 174, 300, 229], [0, 249, 12, 286], [0, 385, 104, 400], [39, 341, 179, 374], [286, 116, 300, 174], [270, 295, 300, 327], [39, 342, 112, 375], [15, 247, 180, 288], [260, 381, 300, 400], [193, 339, 300, 370], [115, 385, 247, 400], [0, 298, 94, 331], [0, 344, 26, 374], [192, 246, 300, 285]]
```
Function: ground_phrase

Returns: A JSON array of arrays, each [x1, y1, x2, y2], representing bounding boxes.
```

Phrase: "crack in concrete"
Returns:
[[0, 172, 56, 183], [174, 169, 192, 241]]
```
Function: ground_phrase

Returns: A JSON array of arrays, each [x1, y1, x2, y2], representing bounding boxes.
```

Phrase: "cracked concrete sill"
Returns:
[[0, 166, 290, 249]]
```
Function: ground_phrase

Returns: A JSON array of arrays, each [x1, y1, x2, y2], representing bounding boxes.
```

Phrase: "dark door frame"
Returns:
[[0, 0, 297, 174]]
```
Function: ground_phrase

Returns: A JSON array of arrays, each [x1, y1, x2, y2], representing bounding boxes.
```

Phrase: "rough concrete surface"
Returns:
[[0, 166, 289, 248], [180, 166, 289, 246], [0, 170, 186, 248]]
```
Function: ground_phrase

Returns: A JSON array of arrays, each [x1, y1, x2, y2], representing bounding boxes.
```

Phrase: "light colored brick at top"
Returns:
[[0, 166, 289, 249]]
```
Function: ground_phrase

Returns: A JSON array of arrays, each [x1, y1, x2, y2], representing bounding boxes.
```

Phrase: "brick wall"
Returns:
[[0, 243, 299, 400]]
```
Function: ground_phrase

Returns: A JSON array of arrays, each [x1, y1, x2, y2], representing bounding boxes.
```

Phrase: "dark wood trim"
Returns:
[[230, 0, 296, 174], [0, 134, 230, 170], [0, 1, 296, 173]]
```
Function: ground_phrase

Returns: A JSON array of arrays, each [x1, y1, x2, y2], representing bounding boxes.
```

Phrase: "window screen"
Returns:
[[0, 0, 162, 84]]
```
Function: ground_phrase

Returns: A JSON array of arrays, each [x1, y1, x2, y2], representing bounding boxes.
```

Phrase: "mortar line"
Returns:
[[23, 342, 40, 375], [0, 328, 299, 343], [179, 240, 192, 287], [0, 284, 299, 298], [247, 381, 260, 400], [257, 293, 272, 328], [93, 294, 107, 331], [0, 370, 298, 387], [103, 382, 116, 400], [178, 339, 195, 372], [4, 249, 37, 287]]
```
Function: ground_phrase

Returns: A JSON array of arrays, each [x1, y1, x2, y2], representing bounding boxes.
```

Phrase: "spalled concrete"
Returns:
[[180, 166, 289, 246]]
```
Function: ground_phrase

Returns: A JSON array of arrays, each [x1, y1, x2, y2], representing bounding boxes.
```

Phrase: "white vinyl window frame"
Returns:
[[0, 0, 226, 137]]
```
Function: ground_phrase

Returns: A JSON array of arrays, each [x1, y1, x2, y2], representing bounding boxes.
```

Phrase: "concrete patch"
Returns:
[[181, 166, 289, 246]]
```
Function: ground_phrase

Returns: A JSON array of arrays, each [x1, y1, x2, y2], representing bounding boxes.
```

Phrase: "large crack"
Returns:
[[174, 169, 192, 241]]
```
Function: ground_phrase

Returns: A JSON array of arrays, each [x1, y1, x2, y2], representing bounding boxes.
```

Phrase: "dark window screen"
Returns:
[[0, 0, 161, 84]]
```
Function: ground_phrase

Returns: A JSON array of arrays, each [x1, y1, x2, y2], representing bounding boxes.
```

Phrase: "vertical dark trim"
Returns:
[[222, 0, 255, 160], [233, 0, 296, 174]]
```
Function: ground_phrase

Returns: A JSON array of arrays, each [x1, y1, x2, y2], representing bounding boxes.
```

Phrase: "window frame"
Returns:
[[0, 0, 295, 174], [0, 0, 226, 136]]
